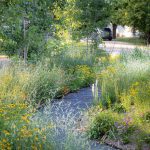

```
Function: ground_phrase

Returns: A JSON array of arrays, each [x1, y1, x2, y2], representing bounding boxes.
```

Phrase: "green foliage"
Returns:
[[141, 111, 150, 123], [110, 0, 150, 43], [0, 40, 99, 149], [0, 66, 54, 149], [98, 49, 150, 108], [112, 103, 126, 113], [124, 0, 150, 40], [69, 65, 95, 91], [0, 0, 55, 58], [26, 66, 68, 105], [89, 112, 115, 139], [89, 49, 150, 148], [109, 0, 126, 25]]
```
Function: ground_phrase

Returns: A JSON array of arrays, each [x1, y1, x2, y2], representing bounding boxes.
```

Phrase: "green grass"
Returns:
[[115, 37, 146, 46]]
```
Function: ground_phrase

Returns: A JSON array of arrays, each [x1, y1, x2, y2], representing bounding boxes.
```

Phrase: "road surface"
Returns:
[[99, 41, 150, 54]]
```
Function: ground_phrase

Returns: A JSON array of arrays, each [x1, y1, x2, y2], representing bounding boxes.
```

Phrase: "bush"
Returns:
[[112, 103, 126, 113], [69, 65, 95, 91], [0, 65, 29, 102], [0, 64, 54, 149], [89, 112, 115, 139], [0, 102, 54, 149]]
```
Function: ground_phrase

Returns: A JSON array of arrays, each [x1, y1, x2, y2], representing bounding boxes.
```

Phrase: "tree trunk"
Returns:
[[112, 24, 117, 39], [147, 32, 150, 45], [23, 18, 27, 63], [24, 46, 28, 64], [86, 36, 89, 56]]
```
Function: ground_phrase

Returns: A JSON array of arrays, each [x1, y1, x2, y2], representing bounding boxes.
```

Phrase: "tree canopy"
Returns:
[[109, 0, 150, 42], [0, 0, 149, 60]]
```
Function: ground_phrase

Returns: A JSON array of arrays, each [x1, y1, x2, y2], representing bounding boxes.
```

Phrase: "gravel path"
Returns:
[[39, 87, 115, 150]]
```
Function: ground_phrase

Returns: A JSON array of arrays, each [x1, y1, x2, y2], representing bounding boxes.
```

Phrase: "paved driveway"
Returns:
[[0, 56, 10, 68], [99, 41, 150, 54]]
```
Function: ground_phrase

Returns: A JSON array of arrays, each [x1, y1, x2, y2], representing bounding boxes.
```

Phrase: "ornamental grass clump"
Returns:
[[25, 65, 68, 105]]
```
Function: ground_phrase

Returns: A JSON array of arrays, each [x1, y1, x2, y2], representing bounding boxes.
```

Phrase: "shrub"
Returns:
[[68, 65, 95, 91], [112, 103, 126, 113], [89, 112, 115, 139], [0, 98, 53, 149], [90, 49, 150, 147], [0, 64, 55, 149]]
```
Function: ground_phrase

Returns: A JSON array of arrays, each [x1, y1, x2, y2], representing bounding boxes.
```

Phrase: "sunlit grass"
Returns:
[[89, 49, 150, 148]]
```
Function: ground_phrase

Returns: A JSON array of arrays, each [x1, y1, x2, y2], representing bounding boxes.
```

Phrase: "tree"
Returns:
[[0, 0, 56, 61], [74, 0, 110, 36], [72, 0, 111, 51], [110, 0, 150, 43], [108, 0, 125, 39], [123, 0, 150, 44]]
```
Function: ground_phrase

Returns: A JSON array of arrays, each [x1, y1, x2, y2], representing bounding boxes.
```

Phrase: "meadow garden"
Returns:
[[0, 0, 150, 149]]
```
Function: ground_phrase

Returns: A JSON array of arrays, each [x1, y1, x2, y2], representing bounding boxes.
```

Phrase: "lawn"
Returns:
[[115, 37, 147, 46]]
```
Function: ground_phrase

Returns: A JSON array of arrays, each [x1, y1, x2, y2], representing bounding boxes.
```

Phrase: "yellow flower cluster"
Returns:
[[0, 70, 30, 102], [76, 65, 95, 79], [98, 66, 117, 79], [0, 139, 11, 150], [19, 126, 33, 138], [129, 82, 139, 97]]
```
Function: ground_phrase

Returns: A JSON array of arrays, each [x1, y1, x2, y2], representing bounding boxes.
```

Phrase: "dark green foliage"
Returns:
[[0, 0, 56, 58], [89, 112, 115, 139], [142, 134, 150, 144], [112, 103, 126, 113], [142, 111, 150, 123], [74, 0, 110, 39]]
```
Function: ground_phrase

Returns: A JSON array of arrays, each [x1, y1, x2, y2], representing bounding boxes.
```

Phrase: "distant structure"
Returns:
[[108, 24, 139, 38], [116, 25, 139, 38]]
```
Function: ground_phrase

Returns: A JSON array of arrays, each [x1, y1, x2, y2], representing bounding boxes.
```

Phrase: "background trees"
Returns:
[[0, 0, 55, 60], [123, 0, 150, 44], [0, 0, 149, 60], [110, 0, 150, 43], [109, 0, 125, 39]]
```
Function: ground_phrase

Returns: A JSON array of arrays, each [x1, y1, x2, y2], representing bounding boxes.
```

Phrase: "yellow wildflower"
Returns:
[[21, 115, 30, 123], [9, 104, 15, 108], [3, 130, 10, 135], [2, 138, 7, 143]]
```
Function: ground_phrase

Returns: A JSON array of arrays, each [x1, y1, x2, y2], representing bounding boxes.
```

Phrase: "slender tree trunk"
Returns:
[[24, 46, 28, 64], [147, 31, 150, 45], [112, 24, 117, 39], [132, 27, 136, 36], [86, 33, 89, 56], [23, 18, 27, 63]]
